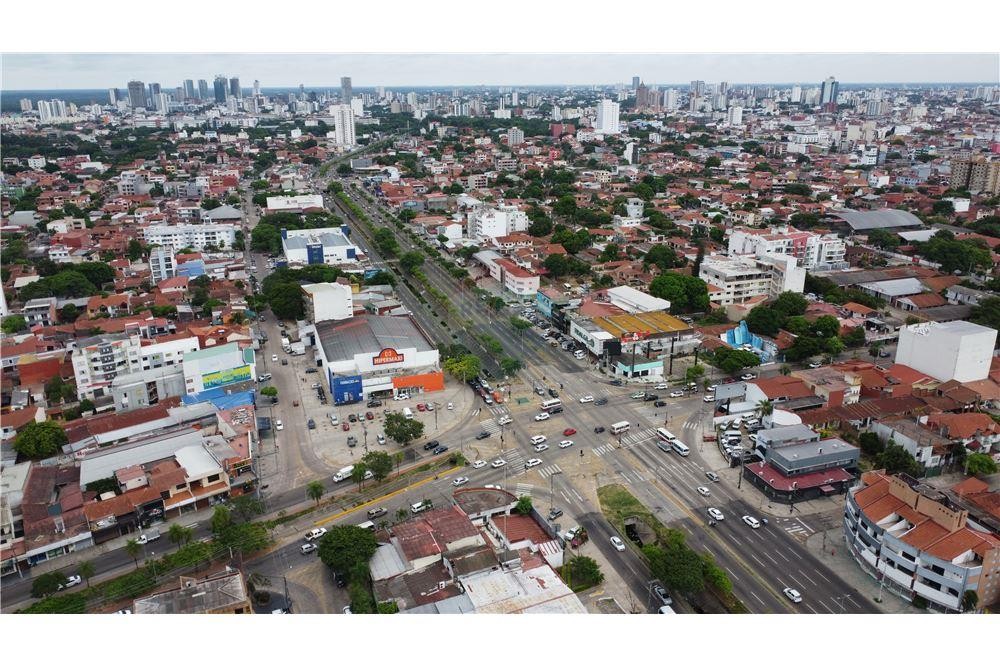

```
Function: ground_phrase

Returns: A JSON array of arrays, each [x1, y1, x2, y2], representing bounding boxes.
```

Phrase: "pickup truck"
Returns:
[[136, 528, 161, 545]]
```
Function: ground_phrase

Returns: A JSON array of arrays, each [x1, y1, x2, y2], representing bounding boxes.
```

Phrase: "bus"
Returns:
[[541, 398, 563, 412], [656, 428, 677, 444], [671, 441, 691, 457], [610, 421, 631, 435]]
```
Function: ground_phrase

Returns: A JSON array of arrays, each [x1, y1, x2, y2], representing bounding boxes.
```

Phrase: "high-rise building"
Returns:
[[350, 97, 364, 117], [37, 100, 53, 122], [341, 76, 352, 104], [632, 76, 641, 90], [507, 126, 525, 147], [690, 80, 706, 96], [332, 104, 356, 147], [19, 98, 32, 113], [214, 76, 228, 103], [727, 106, 743, 126], [147, 83, 161, 106], [253, 79, 261, 97], [127, 80, 146, 109], [229, 77, 241, 99], [719, 81, 729, 96], [790, 84, 802, 103], [154, 93, 170, 114], [820, 76, 839, 109], [50, 99, 67, 118], [183, 79, 195, 99], [551, 105, 562, 121], [595, 99, 620, 135], [950, 156, 1000, 195], [635, 83, 649, 108], [197, 79, 209, 99], [665, 88, 678, 110], [108, 88, 118, 105]]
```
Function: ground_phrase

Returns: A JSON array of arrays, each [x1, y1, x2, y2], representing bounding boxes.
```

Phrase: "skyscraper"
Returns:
[[820, 76, 839, 109], [229, 77, 241, 99], [147, 83, 161, 106], [183, 79, 195, 99], [154, 93, 170, 114], [37, 100, 53, 122], [253, 79, 261, 97], [341, 76, 352, 104], [214, 76, 228, 103], [665, 88, 678, 110], [19, 98, 32, 112], [508, 126, 524, 147], [332, 104, 356, 147], [127, 80, 146, 108], [197, 79, 209, 99], [108, 88, 118, 105], [595, 99, 620, 135], [632, 76, 641, 90]]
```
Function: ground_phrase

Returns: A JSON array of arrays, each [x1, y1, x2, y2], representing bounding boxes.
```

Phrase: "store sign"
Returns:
[[620, 331, 650, 343], [372, 348, 405, 366], [202, 364, 252, 389]]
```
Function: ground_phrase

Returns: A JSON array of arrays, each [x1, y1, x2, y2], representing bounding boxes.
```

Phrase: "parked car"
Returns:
[[534, 412, 551, 422], [365, 412, 375, 420], [417, 403, 426, 412], [452, 476, 469, 487], [425, 403, 435, 411], [476, 431, 491, 440], [562, 427, 577, 436], [740, 373, 756, 381], [529, 435, 547, 446], [630, 391, 646, 399], [57, 574, 83, 590], [548, 388, 559, 398], [644, 394, 659, 402], [525, 458, 543, 468], [652, 584, 673, 606], [703, 395, 716, 402], [307, 418, 316, 430], [300, 543, 318, 555], [594, 426, 606, 434], [447, 402, 454, 410], [533, 443, 549, 452], [595, 398, 609, 406], [472, 460, 487, 469], [491, 459, 506, 469], [579, 395, 595, 403], [348, 414, 358, 423], [304, 527, 327, 541], [654, 400, 667, 407], [423, 440, 440, 451], [376, 434, 386, 445], [275, 420, 284, 431], [432, 445, 449, 455], [341, 423, 350, 432], [610, 536, 626, 552], [669, 390, 684, 398], [559, 440, 574, 449], [654, 383, 669, 390], [548, 508, 564, 521]]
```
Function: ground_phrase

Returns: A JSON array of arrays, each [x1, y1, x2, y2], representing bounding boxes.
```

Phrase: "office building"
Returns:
[[253, 79, 261, 97], [894, 320, 997, 383], [341, 76, 352, 104], [332, 104, 356, 147], [107, 89, 118, 105], [665, 88, 678, 110], [154, 93, 170, 114], [844, 471, 1000, 613], [229, 77, 241, 99], [146, 83, 160, 108], [821, 76, 839, 110], [690, 80, 706, 96], [594, 98, 620, 135], [507, 126, 524, 147], [197, 79, 208, 99], [183, 79, 195, 99], [127, 80, 146, 109], [632, 76, 640, 90], [213, 76, 228, 103], [281, 227, 362, 266]]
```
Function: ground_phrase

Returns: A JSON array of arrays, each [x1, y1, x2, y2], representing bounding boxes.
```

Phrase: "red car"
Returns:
[[416, 403, 427, 412], [341, 423, 350, 432], [563, 427, 577, 436], [365, 412, 375, 420]]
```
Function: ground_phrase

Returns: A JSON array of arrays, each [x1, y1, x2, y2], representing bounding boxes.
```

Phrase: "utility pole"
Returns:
[[549, 470, 563, 512]]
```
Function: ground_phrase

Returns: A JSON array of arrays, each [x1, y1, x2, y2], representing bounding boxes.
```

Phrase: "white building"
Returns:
[[332, 104, 356, 147], [149, 248, 176, 284], [507, 127, 524, 147], [604, 285, 670, 314], [894, 321, 997, 383], [182, 342, 256, 395], [727, 106, 744, 126], [72, 334, 143, 400], [302, 282, 355, 323], [142, 223, 237, 251], [117, 171, 152, 196], [699, 253, 806, 307], [595, 99, 620, 135], [264, 194, 325, 213], [281, 227, 362, 267], [468, 204, 529, 241], [727, 226, 847, 271]]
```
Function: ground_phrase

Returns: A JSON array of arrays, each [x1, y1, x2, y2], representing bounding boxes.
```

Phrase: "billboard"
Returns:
[[372, 348, 405, 366], [621, 331, 650, 343], [202, 364, 252, 389]]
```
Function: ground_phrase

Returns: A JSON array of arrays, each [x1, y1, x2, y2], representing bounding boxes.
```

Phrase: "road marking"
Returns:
[[848, 596, 862, 609], [572, 489, 584, 502], [797, 518, 814, 533], [814, 569, 832, 584], [797, 569, 818, 587], [818, 599, 835, 614], [775, 548, 790, 563], [750, 553, 767, 568], [805, 603, 819, 614], [619, 471, 632, 483], [764, 552, 779, 565], [750, 590, 765, 606], [560, 490, 571, 502], [725, 567, 740, 581]]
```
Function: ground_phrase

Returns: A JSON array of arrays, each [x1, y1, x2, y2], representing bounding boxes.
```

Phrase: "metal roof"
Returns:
[[832, 208, 923, 231], [316, 314, 432, 362]]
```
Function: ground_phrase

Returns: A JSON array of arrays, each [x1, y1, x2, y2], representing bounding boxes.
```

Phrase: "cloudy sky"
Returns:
[[2, 53, 997, 90]]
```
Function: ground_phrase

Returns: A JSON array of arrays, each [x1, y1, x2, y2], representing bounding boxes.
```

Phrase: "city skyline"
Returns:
[[2, 52, 997, 90]]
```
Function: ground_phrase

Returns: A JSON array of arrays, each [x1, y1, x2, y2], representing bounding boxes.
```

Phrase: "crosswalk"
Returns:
[[777, 518, 816, 540], [537, 464, 562, 479], [479, 419, 501, 435], [592, 443, 616, 457], [682, 414, 704, 431], [515, 483, 534, 497], [619, 427, 656, 448], [499, 448, 525, 469]]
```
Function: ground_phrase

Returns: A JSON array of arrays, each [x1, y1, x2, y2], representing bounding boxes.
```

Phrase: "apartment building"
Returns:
[[149, 248, 177, 284], [301, 281, 355, 323], [142, 224, 237, 251], [728, 226, 847, 271], [949, 155, 1000, 195], [845, 471, 1000, 612], [72, 334, 143, 400], [468, 203, 529, 241], [699, 253, 806, 307]]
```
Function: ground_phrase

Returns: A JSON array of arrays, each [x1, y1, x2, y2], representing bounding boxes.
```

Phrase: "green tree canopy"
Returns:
[[384, 412, 425, 446], [443, 354, 481, 382], [649, 274, 710, 314], [2, 315, 27, 334], [361, 450, 393, 482], [13, 420, 68, 459], [399, 251, 425, 273], [318, 526, 378, 579], [966, 452, 998, 476]]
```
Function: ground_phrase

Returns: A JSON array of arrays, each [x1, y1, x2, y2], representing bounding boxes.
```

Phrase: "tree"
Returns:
[[399, 251, 425, 273], [58, 303, 81, 323], [259, 386, 278, 400], [745, 306, 783, 337], [643, 536, 704, 596], [336, 163, 353, 175], [351, 463, 369, 490], [965, 453, 999, 476], [649, 274, 710, 314], [931, 199, 954, 217], [563, 556, 604, 590], [211, 505, 233, 535], [961, 590, 979, 612], [875, 444, 924, 478], [773, 292, 808, 318], [643, 245, 682, 270], [230, 495, 265, 523], [361, 451, 393, 482], [443, 354, 481, 382], [384, 412, 425, 446], [373, 228, 399, 256], [710, 348, 760, 375], [543, 254, 569, 277], [168, 523, 193, 547], [13, 420, 68, 459], [509, 316, 532, 335], [2, 315, 27, 334], [126, 239, 146, 261], [31, 571, 69, 598], [306, 481, 324, 505], [685, 364, 705, 383], [969, 296, 1000, 334], [124, 539, 142, 570], [500, 356, 522, 376], [515, 496, 533, 515], [756, 399, 773, 418], [318, 526, 378, 579], [78, 560, 95, 588], [598, 243, 620, 263], [858, 432, 884, 457], [267, 282, 305, 321], [393, 451, 405, 478]]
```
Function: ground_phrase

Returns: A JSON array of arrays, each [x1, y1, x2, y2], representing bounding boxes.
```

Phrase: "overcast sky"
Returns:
[[3, 53, 997, 90]]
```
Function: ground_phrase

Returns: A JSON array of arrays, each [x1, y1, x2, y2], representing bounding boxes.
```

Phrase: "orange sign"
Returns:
[[372, 348, 405, 366]]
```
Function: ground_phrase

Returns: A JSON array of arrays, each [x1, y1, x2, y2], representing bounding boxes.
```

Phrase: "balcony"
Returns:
[[878, 560, 915, 588], [912, 581, 960, 610]]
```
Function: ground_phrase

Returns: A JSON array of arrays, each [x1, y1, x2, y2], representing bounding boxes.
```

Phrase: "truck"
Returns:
[[332, 465, 355, 483], [289, 341, 306, 356], [280, 336, 291, 349], [136, 528, 161, 545]]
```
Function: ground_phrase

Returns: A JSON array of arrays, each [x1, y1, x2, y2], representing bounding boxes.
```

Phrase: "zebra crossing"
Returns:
[[537, 464, 562, 479], [619, 427, 656, 447], [515, 483, 534, 497], [499, 448, 525, 469], [479, 420, 501, 435], [778, 518, 816, 540], [682, 415, 703, 431], [591, 443, 616, 457]]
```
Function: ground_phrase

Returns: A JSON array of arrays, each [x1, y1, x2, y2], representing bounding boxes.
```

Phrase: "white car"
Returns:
[[271, 354, 278, 362], [377, 434, 386, 445], [696, 486, 711, 497], [342, 606, 353, 614], [452, 476, 469, 487], [783, 587, 803, 603], [610, 536, 626, 552], [426, 403, 435, 411], [533, 443, 549, 452], [559, 439, 574, 449], [58, 574, 82, 590], [654, 383, 669, 390], [740, 373, 756, 381], [498, 415, 513, 426], [304, 527, 327, 541], [447, 402, 454, 410], [525, 458, 543, 468], [472, 460, 487, 469], [579, 395, 595, 404], [483, 484, 502, 490], [807, 361, 822, 369], [534, 412, 550, 422], [703, 394, 716, 402], [707, 384, 718, 391], [742, 515, 762, 529], [707, 507, 724, 521], [274, 419, 284, 431], [669, 390, 685, 398], [491, 459, 507, 469], [530, 435, 547, 446]]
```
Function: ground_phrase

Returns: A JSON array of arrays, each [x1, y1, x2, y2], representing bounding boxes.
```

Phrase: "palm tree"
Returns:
[[395, 508, 409, 523], [306, 481, 324, 506], [393, 452, 404, 478], [168, 523, 192, 547], [79, 560, 96, 588], [756, 399, 774, 418], [779, 364, 791, 376], [125, 539, 142, 570]]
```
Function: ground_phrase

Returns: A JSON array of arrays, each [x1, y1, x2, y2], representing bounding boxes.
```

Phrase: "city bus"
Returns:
[[671, 441, 691, 457], [541, 398, 563, 413], [610, 421, 631, 435], [656, 428, 678, 444]]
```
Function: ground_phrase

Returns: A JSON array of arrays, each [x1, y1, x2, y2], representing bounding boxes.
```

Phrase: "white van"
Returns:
[[574, 350, 586, 360], [332, 465, 354, 483], [410, 500, 431, 514], [356, 520, 376, 531], [402, 407, 414, 419]]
